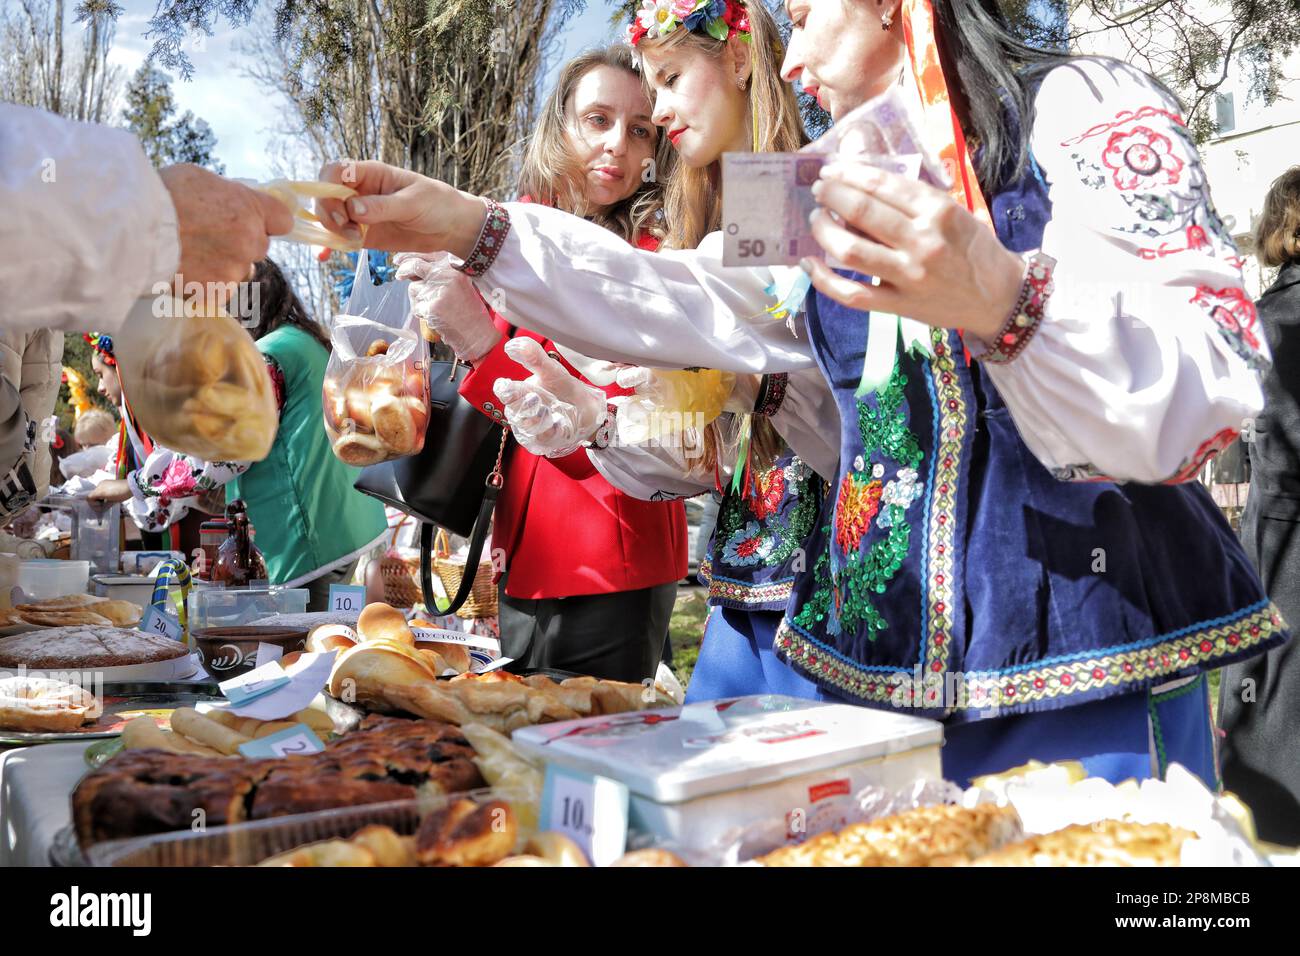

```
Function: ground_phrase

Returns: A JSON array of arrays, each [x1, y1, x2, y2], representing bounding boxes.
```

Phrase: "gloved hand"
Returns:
[[491, 338, 608, 459], [394, 251, 501, 362]]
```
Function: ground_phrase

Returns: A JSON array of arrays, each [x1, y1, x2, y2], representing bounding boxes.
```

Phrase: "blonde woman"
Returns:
[[399, 45, 688, 683]]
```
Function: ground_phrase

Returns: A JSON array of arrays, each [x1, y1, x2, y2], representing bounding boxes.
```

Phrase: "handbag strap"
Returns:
[[420, 427, 509, 616]]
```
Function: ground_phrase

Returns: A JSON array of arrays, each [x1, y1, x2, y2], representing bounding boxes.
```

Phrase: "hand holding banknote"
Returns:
[[803, 161, 1024, 340]]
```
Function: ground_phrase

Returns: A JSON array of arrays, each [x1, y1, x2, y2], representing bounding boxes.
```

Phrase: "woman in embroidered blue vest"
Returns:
[[314, 0, 1285, 788]]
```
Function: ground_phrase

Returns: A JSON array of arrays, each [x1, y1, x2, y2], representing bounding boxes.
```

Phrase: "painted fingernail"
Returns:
[[350, 199, 367, 217], [799, 257, 814, 274], [811, 180, 824, 199]]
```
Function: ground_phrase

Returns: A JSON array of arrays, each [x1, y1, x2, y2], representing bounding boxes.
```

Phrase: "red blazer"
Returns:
[[459, 309, 687, 600]]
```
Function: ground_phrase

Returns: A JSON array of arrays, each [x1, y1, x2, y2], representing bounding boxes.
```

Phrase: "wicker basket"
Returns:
[[433, 528, 498, 619], [377, 517, 422, 609]]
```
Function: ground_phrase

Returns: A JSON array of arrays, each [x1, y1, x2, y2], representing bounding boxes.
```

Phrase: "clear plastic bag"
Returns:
[[322, 314, 430, 466], [115, 296, 278, 461]]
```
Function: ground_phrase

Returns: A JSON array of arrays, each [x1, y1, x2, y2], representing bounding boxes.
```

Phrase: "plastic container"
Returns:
[[15, 559, 90, 601], [120, 551, 186, 576], [511, 695, 944, 852], [187, 587, 310, 634], [87, 788, 529, 867], [91, 574, 156, 607]]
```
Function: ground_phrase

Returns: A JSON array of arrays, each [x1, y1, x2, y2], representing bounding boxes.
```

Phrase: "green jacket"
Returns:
[[229, 326, 387, 585]]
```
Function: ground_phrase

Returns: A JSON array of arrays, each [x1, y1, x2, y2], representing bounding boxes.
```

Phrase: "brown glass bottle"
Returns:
[[211, 500, 268, 588]]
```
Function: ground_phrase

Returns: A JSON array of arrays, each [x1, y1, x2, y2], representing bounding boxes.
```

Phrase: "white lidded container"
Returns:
[[15, 559, 90, 601], [511, 694, 944, 852]]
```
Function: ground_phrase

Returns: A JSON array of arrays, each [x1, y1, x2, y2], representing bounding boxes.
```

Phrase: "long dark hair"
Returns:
[[246, 258, 332, 351], [931, 0, 1070, 191]]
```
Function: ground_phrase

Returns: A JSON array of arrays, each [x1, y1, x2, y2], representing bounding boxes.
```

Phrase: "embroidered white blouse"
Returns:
[[472, 59, 1266, 485]]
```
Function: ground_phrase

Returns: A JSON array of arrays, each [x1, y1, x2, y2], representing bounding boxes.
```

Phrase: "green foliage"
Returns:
[[54, 334, 115, 432], [121, 64, 225, 171]]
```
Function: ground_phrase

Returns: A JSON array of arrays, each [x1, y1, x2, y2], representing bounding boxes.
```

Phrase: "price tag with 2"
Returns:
[[238, 723, 326, 758]]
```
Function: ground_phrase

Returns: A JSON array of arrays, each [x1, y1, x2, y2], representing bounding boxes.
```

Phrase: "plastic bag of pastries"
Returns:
[[322, 314, 431, 467], [115, 296, 278, 461]]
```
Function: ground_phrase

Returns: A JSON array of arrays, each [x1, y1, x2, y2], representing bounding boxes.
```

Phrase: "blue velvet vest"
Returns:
[[701, 448, 825, 612], [773, 159, 1286, 723]]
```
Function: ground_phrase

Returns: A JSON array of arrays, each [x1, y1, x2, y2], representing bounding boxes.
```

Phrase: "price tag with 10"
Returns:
[[539, 765, 629, 866]]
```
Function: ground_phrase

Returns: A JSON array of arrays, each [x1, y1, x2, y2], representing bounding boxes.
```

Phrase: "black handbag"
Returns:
[[353, 357, 508, 615]]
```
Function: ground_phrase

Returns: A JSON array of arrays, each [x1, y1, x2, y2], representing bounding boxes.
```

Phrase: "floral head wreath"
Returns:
[[83, 332, 116, 366], [627, 0, 751, 46]]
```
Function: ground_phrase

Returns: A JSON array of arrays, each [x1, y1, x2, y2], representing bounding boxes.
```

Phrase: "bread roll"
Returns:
[[307, 624, 358, 654], [327, 642, 436, 705], [609, 849, 688, 867], [351, 825, 415, 866], [332, 432, 388, 466], [343, 386, 375, 431], [526, 832, 589, 867], [371, 391, 417, 453], [170, 707, 251, 755], [357, 603, 415, 646], [413, 639, 470, 674], [120, 716, 174, 752]]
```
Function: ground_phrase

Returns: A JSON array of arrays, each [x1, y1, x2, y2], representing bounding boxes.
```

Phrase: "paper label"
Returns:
[[254, 642, 284, 668], [540, 765, 629, 867], [224, 651, 337, 720], [328, 584, 366, 614], [139, 605, 183, 642], [238, 723, 326, 758], [409, 626, 501, 653], [219, 662, 290, 706]]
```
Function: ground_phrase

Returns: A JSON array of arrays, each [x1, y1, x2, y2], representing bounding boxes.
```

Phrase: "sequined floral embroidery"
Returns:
[[835, 474, 882, 553], [751, 467, 786, 521], [794, 359, 925, 641], [714, 457, 818, 572], [722, 520, 776, 567]]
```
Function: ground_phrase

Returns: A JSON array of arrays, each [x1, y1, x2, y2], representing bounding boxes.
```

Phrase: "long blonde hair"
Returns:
[[517, 45, 671, 243], [636, 0, 806, 251], [636, 2, 802, 473]]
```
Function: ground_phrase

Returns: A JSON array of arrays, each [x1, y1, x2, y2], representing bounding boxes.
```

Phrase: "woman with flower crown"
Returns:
[[318, 0, 1284, 787]]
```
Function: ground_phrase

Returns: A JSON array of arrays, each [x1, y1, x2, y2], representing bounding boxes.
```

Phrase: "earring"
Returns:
[[881, 7, 893, 29]]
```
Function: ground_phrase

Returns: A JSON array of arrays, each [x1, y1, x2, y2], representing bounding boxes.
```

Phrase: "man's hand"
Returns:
[[316, 161, 488, 259], [158, 164, 294, 299], [86, 478, 131, 507]]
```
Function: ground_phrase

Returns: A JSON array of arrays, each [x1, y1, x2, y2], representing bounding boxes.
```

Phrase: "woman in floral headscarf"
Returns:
[[317, 0, 1281, 788]]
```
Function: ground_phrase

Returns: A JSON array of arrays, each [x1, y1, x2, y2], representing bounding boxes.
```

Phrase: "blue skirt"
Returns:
[[685, 606, 826, 703], [685, 606, 1219, 789]]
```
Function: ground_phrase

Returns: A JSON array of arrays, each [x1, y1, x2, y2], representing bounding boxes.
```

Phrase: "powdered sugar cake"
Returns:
[[0, 626, 189, 670]]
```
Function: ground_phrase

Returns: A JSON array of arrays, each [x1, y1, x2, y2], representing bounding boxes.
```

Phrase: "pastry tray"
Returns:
[[86, 787, 529, 867], [0, 679, 223, 745]]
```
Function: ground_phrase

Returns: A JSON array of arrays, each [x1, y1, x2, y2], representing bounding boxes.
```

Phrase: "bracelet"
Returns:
[[753, 373, 789, 417], [582, 404, 619, 451], [456, 198, 511, 278], [974, 252, 1056, 365]]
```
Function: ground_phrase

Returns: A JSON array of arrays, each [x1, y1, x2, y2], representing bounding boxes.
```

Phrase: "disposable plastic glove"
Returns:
[[394, 251, 501, 362], [492, 338, 608, 459]]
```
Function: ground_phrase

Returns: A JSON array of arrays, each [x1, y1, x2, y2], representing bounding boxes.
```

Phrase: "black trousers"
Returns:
[[499, 576, 677, 684]]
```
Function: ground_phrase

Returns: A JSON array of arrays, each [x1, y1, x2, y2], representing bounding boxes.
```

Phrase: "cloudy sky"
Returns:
[[108, 0, 618, 181]]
